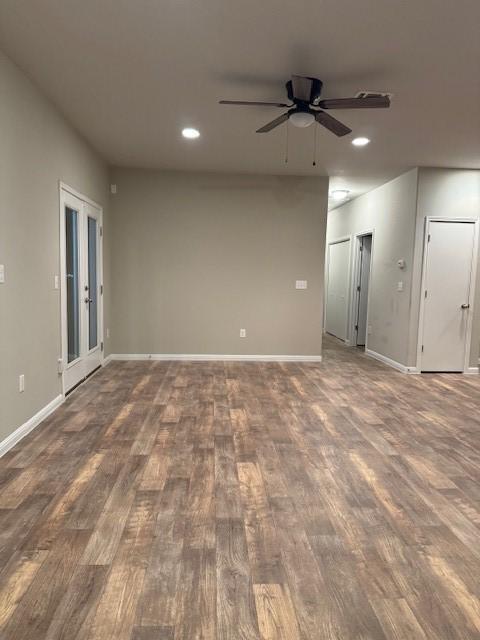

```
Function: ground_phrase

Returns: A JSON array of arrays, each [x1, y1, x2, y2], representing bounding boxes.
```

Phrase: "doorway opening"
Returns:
[[59, 184, 104, 394], [353, 233, 373, 349]]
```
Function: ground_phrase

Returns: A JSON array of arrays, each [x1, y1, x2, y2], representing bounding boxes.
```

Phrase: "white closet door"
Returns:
[[326, 240, 350, 341], [421, 220, 475, 372]]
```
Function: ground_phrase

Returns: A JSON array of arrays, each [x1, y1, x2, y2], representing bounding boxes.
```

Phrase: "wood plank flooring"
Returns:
[[1, 336, 480, 639]]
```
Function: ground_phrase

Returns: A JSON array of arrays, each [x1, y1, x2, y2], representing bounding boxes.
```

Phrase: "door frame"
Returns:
[[350, 229, 375, 349], [59, 182, 104, 394], [416, 216, 479, 373], [324, 235, 352, 343]]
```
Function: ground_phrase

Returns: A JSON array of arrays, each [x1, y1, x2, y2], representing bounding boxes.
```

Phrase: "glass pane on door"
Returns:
[[65, 207, 80, 362], [87, 216, 98, 350]]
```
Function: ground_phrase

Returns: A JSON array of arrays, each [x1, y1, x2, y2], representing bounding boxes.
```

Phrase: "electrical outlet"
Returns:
[[240, 328, 246, 338], [54, 274, 59, 290], [106, 328, 110, 339], [19, 374, 25, 393], [367, 325, 373, 335]]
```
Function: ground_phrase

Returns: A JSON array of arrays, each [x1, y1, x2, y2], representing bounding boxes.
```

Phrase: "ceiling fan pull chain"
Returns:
[[285, 121, 289, 164], [312, 123, 318, 166]]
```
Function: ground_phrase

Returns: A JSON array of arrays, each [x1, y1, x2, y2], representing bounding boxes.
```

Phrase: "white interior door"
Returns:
[[356, 235, 372, 346], [421, 220, 475, 372], [61, 188, 103, 392], [326, 239, 350, 341]]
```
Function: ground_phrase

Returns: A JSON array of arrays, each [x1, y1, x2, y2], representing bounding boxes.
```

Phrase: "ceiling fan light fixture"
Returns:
[[330, 189, 350, 201], [289, 111, 315, 128], [352, 136, 370, 147], [182, 127, 200, 139]]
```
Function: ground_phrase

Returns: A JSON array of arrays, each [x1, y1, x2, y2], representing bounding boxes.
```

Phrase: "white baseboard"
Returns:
[[0, 394, 64, 458], [108, 353, 323, 363], [366, 349, 420, 374]]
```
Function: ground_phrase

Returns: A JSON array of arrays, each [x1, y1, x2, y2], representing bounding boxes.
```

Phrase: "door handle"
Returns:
[[461, 303, 470, 309], [84, 297, 93, 304]]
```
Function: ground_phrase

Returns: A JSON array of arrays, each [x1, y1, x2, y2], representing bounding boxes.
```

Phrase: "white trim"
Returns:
[[108, 353, 323, 362], [366, 349, 420, 374], [59, 181, 102, 210], [0, 395, 64, 458], [416, 216, 479, 373], [464, 366, 479, 375]]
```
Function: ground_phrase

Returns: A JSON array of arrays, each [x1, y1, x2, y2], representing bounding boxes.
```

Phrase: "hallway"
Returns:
[[1, 338, 479, 639]]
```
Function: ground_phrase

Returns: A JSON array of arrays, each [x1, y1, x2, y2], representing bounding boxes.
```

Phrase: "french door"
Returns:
[[60, 187, 103, 393]]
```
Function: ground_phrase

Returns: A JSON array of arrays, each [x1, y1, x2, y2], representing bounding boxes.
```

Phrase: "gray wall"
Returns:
[[408, 168, 480, 367], [109, 168, 328, 356], [326, 169, 419, 366], [0, 51, 110, 443]]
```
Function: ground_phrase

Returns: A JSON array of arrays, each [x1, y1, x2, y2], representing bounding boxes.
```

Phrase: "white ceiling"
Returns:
[[1, 0, 479, 200]]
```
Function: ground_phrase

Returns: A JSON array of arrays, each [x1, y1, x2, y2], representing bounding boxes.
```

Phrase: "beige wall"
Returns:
[[0, 50, 110, 443], [326, 169, 419, 366], [408, 168, 480, 367], [109, 168, 328, 356]]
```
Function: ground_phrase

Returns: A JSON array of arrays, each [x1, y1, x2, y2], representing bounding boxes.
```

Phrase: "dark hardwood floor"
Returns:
[[1, 336, 480, 639]]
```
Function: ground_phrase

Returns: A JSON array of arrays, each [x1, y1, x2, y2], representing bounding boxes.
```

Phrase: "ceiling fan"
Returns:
[[219, 75, 390, 136]]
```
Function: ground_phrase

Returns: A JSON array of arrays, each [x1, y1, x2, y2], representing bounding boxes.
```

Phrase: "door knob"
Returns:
[[84, 297, 93, 304], [461, 303, 470, 309]]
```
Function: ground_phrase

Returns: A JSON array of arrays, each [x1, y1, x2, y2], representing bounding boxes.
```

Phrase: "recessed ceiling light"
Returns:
[[352, 136, 370, 147], [330, 189, 350, 201], [182, 127, 200, 139]]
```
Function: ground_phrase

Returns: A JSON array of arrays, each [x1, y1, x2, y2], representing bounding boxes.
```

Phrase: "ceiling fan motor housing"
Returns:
[[286, 77, 323, 104]]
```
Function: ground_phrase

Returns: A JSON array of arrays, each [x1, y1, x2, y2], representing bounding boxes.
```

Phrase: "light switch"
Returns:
[[296, 280, 307, 290], [0, 264, 5, 283], [54, 275, 59, 290], [397, 281, 404, 292]]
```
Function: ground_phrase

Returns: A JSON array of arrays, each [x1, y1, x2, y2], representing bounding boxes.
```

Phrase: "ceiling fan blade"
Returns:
[[315, 111, 352, 137], [291, 75, 313, 102], [318, 96, 391, 109], [256, 112, 289, 133], [219, 100, 289, 107]]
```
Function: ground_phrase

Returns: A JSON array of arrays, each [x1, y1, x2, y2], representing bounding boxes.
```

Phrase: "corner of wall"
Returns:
[[405, 167, 422, 368]]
